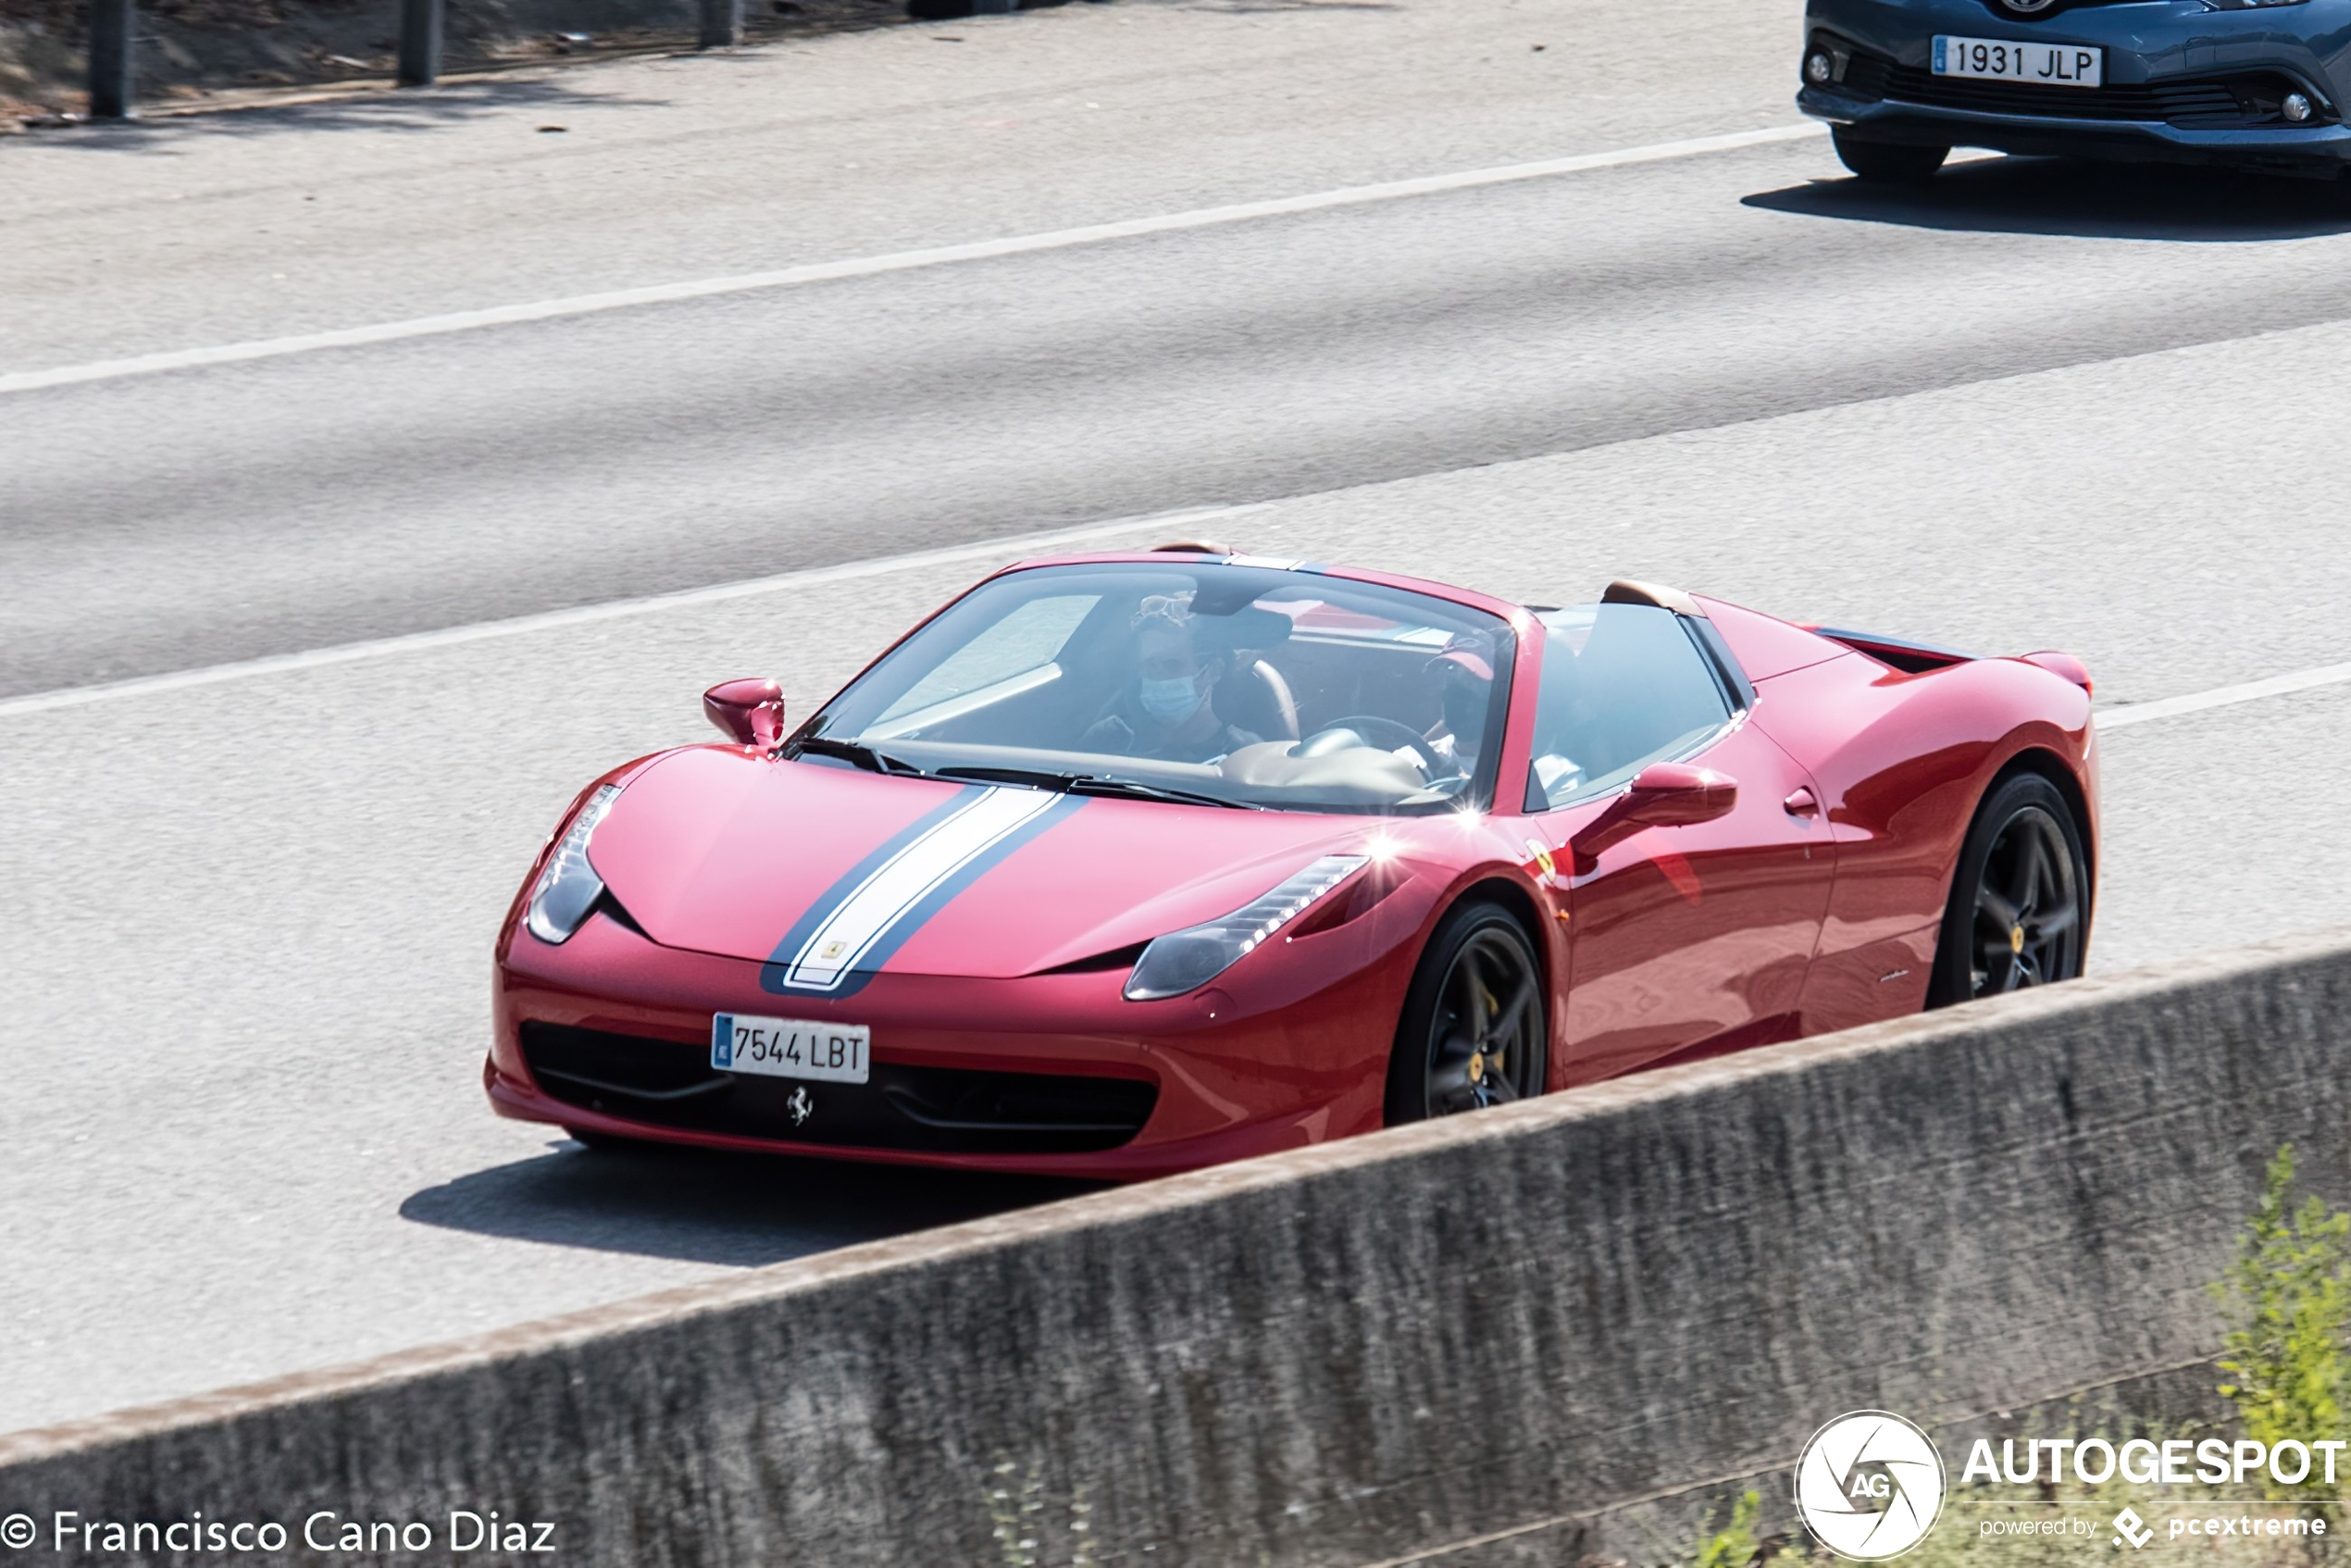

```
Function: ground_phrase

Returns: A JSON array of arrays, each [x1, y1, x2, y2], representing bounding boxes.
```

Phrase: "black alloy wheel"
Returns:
[[1385, 901, 1549, 1124], [1831, 129, 1951, 183], [1928, 772, 2090, 1006]]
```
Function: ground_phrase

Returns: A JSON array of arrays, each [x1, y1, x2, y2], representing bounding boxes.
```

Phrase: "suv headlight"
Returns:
[[1123, 855, 1367, 1001], [525, 785, 622, 945]]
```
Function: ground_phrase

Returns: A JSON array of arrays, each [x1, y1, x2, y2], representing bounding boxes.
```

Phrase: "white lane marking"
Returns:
[[0, 502, 1264, 722], [6, 479, 2346, 739], [2096, 662, 2351, 729], [779, 786, 1059, 989], [0, 123, 1830, 399]]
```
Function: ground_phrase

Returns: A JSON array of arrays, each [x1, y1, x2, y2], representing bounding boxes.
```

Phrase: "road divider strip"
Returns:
[[0, 124, 1829, 399], [2094, 661, 2351, 729], [0, 504, 1264, 721], [5, 507, 2343, 738]]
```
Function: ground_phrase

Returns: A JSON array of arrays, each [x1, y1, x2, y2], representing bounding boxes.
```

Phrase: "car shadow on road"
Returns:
[[399, 1139, 1099, 1266], [1745, 155, 2351, 242]]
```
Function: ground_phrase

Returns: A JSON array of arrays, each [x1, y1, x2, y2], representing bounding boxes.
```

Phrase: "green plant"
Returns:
[[2212, 1144, 2351, 1499], [1693, 1489, 1765, 1568], [984, 1457, 1094, 1568]]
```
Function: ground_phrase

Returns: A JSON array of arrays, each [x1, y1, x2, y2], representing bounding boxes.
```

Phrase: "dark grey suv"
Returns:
[[1797, 0, 2351, 182]]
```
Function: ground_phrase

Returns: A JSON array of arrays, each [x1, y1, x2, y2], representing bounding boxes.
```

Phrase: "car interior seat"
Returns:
[[1206, 604, 1301, 742]]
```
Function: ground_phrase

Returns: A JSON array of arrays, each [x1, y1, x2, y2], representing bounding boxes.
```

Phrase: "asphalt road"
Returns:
[[6, 0, 2351, 1436]]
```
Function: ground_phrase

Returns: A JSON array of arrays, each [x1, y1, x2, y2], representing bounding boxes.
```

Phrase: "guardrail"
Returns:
[[5, 928, 2346, 1565], [76, 0, 1098, 119], [80, 0, 670, 116], [86, 0, 131, 118]]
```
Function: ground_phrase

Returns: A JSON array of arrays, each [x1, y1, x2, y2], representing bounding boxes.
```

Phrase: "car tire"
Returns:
[[1384, 900, 1549, 1124], [1926, 771, 2090, 1007], [1832, 129, 1950, 183]]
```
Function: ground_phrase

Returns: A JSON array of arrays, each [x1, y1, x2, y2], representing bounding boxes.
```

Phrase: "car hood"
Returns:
[[585, 747, 1389, 987]]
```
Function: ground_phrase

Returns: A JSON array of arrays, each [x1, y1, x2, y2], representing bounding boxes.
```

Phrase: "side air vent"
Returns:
[[1810, 627, 1979, 674]]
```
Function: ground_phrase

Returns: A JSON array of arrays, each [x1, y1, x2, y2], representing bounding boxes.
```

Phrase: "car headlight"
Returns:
[[1123, 855, 1367, 1001], [525, 785, 622, 945]]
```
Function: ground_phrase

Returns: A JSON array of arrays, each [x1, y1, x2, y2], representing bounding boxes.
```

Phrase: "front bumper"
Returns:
[[1798, 0, 2351, 171], [487, 890, 1427, 1180]]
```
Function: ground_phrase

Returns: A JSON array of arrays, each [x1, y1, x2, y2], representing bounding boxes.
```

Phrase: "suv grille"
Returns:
[[520, 1022, 1158, 1154], [1831, 45, 2327, 129]]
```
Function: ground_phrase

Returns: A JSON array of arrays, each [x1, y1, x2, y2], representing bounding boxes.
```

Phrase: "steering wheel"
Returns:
[[1309, 715, 1447, 775]]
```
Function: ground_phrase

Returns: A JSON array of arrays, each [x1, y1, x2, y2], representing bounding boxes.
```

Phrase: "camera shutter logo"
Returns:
[[1794, 1411, 1947, 1561]]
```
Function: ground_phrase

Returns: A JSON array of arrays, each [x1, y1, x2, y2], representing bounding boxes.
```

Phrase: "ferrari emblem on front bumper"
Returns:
[[788, 1087, 815, 1126]]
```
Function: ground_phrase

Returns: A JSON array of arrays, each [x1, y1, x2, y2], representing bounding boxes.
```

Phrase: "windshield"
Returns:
[[800, 562, 1516, 815]]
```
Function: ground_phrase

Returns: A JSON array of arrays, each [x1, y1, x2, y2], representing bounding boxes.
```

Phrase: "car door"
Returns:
[[1519, 602, 1837, 1084]]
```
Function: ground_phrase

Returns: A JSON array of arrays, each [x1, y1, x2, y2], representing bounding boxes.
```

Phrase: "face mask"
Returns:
[[1139, 674, 1203, 726]]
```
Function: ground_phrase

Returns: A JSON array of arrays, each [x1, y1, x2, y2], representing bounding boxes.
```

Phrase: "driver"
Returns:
[[1082, 598, 1264, 764], [1419, 635, 1496, 781]]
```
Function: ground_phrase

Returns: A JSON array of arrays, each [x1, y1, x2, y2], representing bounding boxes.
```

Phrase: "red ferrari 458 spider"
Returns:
[[486, 547, 2096, 1178]]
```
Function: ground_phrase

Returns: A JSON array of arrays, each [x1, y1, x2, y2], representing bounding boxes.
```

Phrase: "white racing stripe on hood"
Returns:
[[777, 786, 1063, 990]]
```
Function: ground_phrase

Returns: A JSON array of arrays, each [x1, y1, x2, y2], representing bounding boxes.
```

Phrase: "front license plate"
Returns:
[[712, 1013, 870, 1084], [1933, 35, 2103, 88]]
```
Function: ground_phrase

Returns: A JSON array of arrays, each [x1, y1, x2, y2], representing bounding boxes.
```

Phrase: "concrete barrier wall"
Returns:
[[6, 929, 2349, 1567]]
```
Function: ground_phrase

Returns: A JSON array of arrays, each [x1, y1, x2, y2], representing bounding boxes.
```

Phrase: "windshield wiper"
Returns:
[[792, 736, 926, 777], [1066, 776, 1262, 810], [932, 765, 1261, 810]]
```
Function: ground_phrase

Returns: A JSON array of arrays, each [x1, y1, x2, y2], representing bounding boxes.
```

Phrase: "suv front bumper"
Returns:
[[1798, 0, 2351, 172]]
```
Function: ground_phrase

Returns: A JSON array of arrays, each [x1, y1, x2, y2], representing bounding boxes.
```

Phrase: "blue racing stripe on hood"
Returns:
[[760, 786, 1085, 997]]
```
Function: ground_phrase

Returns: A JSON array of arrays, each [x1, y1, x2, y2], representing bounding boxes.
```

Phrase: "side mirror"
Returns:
[[703, 678, 787, 751], [1571, 762, 1737, 864]]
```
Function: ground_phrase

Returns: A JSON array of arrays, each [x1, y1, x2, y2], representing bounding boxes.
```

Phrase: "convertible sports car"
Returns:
[[1797, 0, 2351, 182], [486, 548, 2097, 1179]]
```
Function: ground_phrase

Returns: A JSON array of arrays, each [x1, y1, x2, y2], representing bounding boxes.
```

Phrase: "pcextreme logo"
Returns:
[[1795, 1411, 1950, 1561]]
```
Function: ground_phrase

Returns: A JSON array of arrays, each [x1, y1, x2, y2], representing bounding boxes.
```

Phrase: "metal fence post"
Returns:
[[699, 0, 742, 47], [88, 0, 135, 119], [397, 0, 444, 86]]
